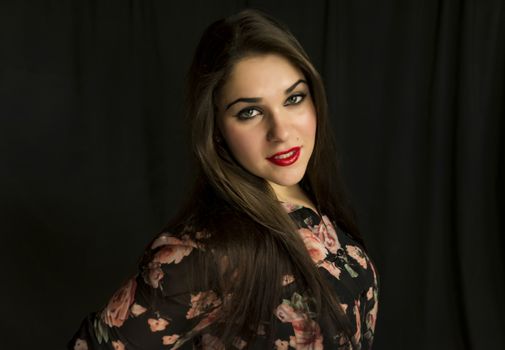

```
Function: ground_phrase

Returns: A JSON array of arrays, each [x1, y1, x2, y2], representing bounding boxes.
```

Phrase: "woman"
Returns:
[[69, 8, 379, 350]]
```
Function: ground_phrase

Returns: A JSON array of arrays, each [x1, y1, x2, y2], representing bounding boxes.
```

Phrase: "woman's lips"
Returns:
[[266, 146, 301, 166]]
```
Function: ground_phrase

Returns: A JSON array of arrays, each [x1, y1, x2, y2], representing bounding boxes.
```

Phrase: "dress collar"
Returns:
[[279, 201, 323, 218], [279, 201, 305, 214]]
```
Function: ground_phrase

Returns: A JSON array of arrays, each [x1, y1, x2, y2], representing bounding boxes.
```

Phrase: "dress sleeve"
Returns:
[[358, 257, 380, 350], [67, 233, 221, 350]]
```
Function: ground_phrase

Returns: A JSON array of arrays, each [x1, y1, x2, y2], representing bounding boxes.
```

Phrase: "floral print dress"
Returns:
[[68, 202, 379, 349]]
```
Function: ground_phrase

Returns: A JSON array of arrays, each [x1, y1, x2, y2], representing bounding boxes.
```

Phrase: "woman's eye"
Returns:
[[237, 107, 261, 120], [285, 93, 306, 105]]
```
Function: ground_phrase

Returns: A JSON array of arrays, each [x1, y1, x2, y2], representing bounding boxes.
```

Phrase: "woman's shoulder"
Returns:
[[146, 231, 208, 263], [136, 228, 212, 294], [69, 229, 218, 350], [144, 214, 212, 254]]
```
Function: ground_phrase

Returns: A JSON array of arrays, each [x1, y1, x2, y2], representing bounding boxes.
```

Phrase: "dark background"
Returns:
[[1, 0, 503, 349]]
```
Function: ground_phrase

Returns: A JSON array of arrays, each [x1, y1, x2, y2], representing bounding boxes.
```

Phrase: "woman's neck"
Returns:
[[269, 182, 318, 213]]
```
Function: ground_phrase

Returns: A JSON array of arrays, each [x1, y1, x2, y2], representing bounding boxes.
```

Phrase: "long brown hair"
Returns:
[[161, 8, 365, 347]]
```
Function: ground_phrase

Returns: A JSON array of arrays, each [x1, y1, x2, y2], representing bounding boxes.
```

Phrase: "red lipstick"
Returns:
[[266, 146, 301, 166]]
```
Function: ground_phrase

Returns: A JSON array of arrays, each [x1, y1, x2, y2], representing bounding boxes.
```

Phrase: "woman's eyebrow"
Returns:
[[224, 79, 308, 111], [285, 79, 307, 94]]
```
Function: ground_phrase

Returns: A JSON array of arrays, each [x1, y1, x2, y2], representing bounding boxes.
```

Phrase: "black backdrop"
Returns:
[[1, 1, 503, 349]]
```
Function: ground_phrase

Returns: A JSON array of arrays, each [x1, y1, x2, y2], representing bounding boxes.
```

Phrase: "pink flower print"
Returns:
[[337, 334, 351, 347], [186, 291, 221, 319], [101, 277, 137, 327], [366, 295, 379, 332], [275, 302, 305, 323], [346, 245, 367, 269], [340, 303, 348, 314], [112, 340, 125, 350], [73, 338, 88, 350], [147, 317, 170, 332], [151, 233, 176, 249], [151, 233, 198, 250], [153, 242, 194, 265], [280, 202, 302, 213], [370, 258, 378, 285], [162, 334, 180, 345], [320, 260, 341, 279], [297, 228, 328, 263], [143, 261, 164, 288], [130, 303, 147, 316], [313, 215, 342, 254], [201, 333, 225, 350], [352, 300, 361, 344], [366, 287, 373, 301], [193, 306, 222, 332], [195, 230, 211, 240], [274, 339, 289, 350], [291, 319, 324, 350], [282, 274, 295, 286], [276, 292, 323, 349]]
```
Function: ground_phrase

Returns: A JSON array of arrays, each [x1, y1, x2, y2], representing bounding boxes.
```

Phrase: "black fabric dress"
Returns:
[[68, 202, 379, 350]]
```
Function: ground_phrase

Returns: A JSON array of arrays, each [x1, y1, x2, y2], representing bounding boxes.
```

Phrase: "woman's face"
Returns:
[[216, 53, 317, 196]]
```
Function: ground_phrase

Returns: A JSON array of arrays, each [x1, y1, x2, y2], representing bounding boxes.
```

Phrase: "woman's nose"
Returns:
[[266, 109, 290, 142]]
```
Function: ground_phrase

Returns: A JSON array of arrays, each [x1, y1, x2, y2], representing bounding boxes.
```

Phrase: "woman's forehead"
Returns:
[[220, 54, 305, 100]]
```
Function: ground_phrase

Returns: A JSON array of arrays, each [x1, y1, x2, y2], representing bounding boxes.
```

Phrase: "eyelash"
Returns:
[[236, 93, 307, 121]]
